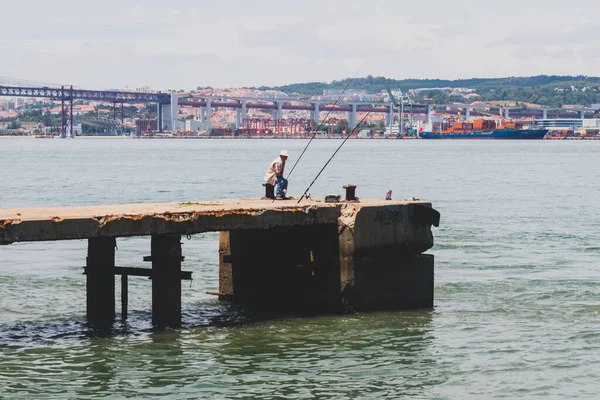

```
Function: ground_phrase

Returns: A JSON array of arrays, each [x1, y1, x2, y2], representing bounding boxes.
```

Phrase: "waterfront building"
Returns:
[[535, 118, 600, 130]]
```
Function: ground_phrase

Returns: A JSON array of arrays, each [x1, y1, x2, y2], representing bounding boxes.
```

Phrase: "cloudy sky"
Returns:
[[1, 0, 599, 90]]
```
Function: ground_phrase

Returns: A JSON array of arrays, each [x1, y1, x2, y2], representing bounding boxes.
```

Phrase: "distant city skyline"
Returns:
[[2, 0, 599, 90]]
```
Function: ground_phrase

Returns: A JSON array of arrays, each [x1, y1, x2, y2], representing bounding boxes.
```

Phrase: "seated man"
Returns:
[[264, 150, 289, 199]]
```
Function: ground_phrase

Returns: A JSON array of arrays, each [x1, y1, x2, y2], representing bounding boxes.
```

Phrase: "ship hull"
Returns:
[[420, 129, 548, 140]]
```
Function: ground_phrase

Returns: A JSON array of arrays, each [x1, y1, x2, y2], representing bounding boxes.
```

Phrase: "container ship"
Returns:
[[419, 119, 548, 139]]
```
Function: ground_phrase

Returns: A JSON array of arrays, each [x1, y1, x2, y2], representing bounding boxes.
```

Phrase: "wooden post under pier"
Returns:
[[151, 234, 182, 328], [86, 237, 116, 327]]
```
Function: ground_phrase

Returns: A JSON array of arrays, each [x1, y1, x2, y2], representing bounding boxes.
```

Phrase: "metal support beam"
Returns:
[[151, 234, 182, 328], [0, 84, 170, 104], [86, 237, 116, 327], [61, 85, 74, 138]]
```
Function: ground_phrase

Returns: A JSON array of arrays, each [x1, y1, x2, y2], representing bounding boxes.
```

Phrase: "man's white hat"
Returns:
[[280, 150, 289, 157]]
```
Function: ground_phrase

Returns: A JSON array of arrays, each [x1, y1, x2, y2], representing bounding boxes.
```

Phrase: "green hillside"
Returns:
[[260, 75, 600, 108]]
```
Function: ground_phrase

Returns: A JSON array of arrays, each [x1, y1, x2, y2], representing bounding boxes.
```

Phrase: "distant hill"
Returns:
[[259, 75, 600, 108]]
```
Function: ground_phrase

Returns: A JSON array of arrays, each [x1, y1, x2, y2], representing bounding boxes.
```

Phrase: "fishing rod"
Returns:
[[297, 97, 386, 204], [272, 81, 353, 203], [286, 63, 368, 180], [285, 78, 355, 180]]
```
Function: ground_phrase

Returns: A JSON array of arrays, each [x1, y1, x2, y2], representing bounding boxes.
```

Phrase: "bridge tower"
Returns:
[[312, 102, 320, 123], [61, 86, 74, 138], [349, 104, 357, 130], [170, 93, 180, 130], [204, 99, 212, 131]]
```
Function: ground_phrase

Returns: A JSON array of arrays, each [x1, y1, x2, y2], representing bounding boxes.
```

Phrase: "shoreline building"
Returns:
[[535, 118, 600, 130]]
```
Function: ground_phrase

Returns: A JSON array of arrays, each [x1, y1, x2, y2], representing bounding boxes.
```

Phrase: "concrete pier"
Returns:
[[0, 197, 439, 327]]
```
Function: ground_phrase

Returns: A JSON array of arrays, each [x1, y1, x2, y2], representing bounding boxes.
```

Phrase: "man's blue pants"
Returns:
[[275, 177, 288, 198]]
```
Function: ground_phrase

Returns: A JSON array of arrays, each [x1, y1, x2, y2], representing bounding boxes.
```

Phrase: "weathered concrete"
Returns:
[[338, 202, 438, 310], [0, 199, 347, 244], [222, 224, 341, 311], [218, 231, 234, 298], [218, 201, 440, 312], [0, 199, 431, 245], [1, 198, 440, 325]]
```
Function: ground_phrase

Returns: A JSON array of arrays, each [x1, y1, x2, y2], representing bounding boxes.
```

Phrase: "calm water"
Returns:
[[1, 138, 600, 399]]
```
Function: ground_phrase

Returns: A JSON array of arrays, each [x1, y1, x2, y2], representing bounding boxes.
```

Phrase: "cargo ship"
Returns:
[[419, 119, 548, 139]]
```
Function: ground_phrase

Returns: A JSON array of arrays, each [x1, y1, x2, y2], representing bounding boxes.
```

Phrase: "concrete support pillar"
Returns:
[[241, 100, 247, 121], [217, 203, 439, 313], [337, 203, 438, 311], [426, 105, 431, 125], [198, 107, 205, 130], [465, 107, 471, 120], [156, 103, 163, 132], [504, 108, 510, 119], [542, 109, 548, 119], [218, 232, 233, 298], [219, 225, 341, 311], [579, 110, 585, 119], [206, 99, 212, 131], [276, 101, 283, 121], [349, 104, 357, 130], [151, 234, 182, 328], [236, 109, 242, 130], [312, 103, 320, 123], [170, 93, 179, 131], [386, 104, 393, 126], [161, 104, 172, 130], [86, 237, 116, 327]]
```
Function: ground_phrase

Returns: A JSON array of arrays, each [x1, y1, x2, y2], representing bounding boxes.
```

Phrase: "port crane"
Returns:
[[386, 86, 414, 137]]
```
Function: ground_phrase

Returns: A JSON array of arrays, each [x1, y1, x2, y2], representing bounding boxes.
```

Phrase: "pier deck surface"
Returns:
[[0, 198, 430, 244]]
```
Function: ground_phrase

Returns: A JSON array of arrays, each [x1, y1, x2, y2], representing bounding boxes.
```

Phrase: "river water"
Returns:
[[1, 138, 599, 399]]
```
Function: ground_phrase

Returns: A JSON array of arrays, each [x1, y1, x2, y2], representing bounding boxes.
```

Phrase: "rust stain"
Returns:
[[51, 216, 63, 223], [0, 219, 18, 245], [90, 205, 322, 229], [92, 215, 120, 228], [0, 218, 20, 230]]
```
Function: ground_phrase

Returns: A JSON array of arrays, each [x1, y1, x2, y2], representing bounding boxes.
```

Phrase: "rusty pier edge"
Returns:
[[0, 198, 440, 328]]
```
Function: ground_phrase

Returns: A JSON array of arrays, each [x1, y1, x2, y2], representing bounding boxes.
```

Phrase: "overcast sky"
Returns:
[[1, 0, 599, 90]]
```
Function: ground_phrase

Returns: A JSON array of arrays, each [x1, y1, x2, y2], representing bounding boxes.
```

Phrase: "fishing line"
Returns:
[[297, 97, 386, 204], [286, 62, 368, 180]]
